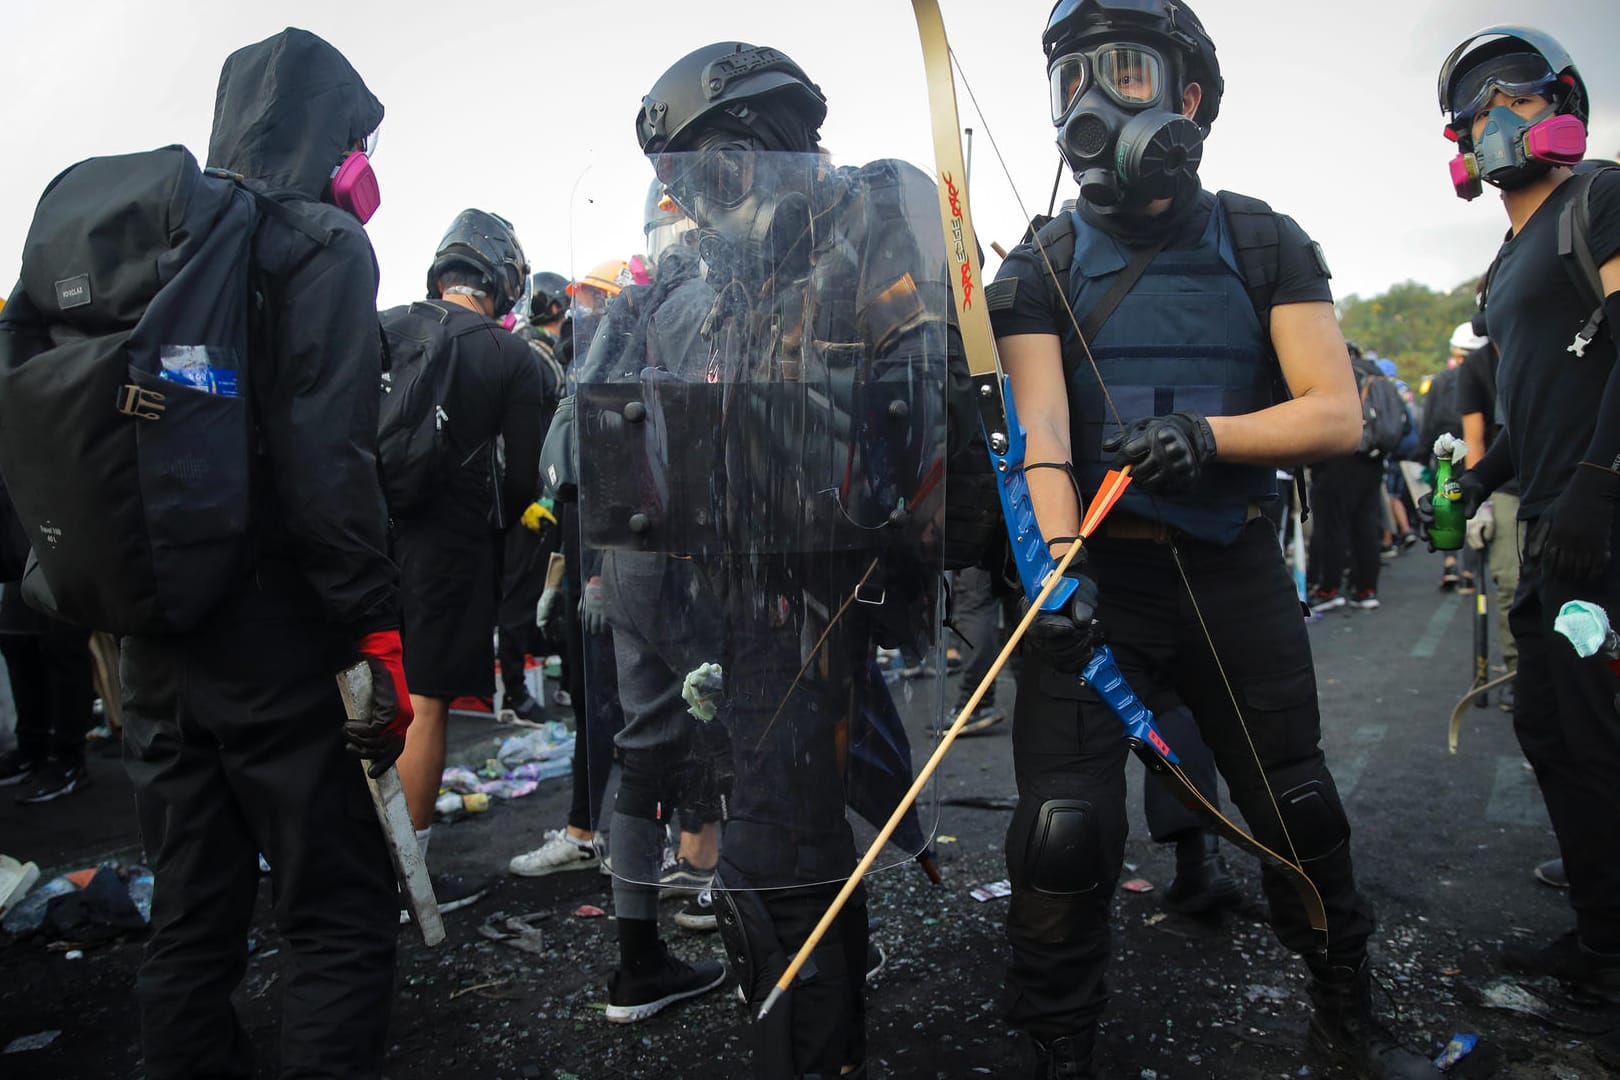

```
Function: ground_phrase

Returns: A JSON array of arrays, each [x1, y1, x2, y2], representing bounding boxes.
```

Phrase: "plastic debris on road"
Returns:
[[1, 876, 77, 934], [572, 904, 606, 918], [0, 855, 41, 920], [1121, 878, 1156, 894], [1434, 1033, 1478, 1070], [495, 724, 574, 768], [3, 1031, 61, 1054], [970, 880, 1012, 902]]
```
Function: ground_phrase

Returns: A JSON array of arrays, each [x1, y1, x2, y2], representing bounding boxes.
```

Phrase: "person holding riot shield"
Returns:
[[592, 40, 995, 1077]]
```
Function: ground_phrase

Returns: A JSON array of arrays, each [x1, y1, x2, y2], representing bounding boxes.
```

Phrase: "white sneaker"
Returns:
[[508, 829, 600, 877]]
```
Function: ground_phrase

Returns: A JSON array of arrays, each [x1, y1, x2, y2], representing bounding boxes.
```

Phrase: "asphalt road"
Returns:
[[2, 540, 1616, 1078]]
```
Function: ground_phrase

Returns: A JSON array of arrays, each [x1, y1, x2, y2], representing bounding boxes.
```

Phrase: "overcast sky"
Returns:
[[3, 0, 1617, 313]]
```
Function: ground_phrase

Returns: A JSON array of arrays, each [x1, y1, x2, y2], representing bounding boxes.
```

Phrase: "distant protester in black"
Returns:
[[387, 210, 546, 852]]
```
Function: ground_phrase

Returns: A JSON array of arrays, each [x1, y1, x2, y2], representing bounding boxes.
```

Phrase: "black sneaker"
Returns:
[[674, 888, 717, 932], [1164, 834, 1243, 914], [604, 943, 726, 1023], [15, 759, 90, 804], [954, 683, 1004, 737], [957, 702, 1006, 737], [1500, 930, 1620, 1004], [0, 750, 40, 788], [657, 857, 714, 898], [499, 694, 545, 724]]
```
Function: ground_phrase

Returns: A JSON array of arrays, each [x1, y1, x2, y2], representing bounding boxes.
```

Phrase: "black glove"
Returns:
[[1415, 469, 1487, 552], [1102, 412, 1216, 493], [343, 633, 414, 780], [1538, 463, 1620, 581], [1024, 562, 1101, 673]]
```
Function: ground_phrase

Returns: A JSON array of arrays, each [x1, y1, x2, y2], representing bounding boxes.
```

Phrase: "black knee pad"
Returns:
[[1271, 768, 1350, 865], [1010, 798, 1100, 896]]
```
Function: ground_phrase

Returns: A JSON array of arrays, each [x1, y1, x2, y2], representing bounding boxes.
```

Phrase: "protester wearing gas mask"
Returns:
[[1422, 26, 1620, 1020], [988, 1, 1431, 1076]]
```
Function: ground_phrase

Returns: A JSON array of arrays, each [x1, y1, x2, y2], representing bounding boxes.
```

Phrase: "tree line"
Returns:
[[1336, 279, 1478, 386]]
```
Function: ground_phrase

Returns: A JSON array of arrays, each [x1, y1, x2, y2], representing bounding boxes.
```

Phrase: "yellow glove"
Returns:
[[521, 500, 557, 534]]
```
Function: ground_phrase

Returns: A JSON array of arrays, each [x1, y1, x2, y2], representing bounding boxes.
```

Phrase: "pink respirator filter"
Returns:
[[331, 152, 381, 224], [1449, 154, 1482, 201], [1524, 113, 1586, 166]]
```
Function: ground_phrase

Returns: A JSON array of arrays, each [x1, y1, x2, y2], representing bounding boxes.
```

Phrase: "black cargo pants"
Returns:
[[1004, 519, 1377, 1038], [121, 586, 397, 1080]]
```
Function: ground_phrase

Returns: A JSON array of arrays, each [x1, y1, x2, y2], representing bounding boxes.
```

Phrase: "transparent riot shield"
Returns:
[[575, 151, 952, 893]]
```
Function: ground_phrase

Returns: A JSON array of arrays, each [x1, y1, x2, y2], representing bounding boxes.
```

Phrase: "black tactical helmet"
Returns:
[[1043, 0, 1223, 131], [635, 42, 828, 155], [427, 209, 529, 318], [527, 271, 570, 322]]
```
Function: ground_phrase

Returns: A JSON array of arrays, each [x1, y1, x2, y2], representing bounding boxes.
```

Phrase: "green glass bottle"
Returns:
[[1429, 458, 1466, 550]]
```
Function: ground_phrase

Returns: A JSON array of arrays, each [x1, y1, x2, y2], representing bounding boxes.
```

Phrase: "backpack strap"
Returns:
[[1029, 212, 1079, 325], [1557, 164, 1614, 357], [1216, 191, 1281, 332]]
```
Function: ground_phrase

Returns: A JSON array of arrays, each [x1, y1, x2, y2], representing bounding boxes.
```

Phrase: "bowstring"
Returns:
[[949, 47, 1321, 909]]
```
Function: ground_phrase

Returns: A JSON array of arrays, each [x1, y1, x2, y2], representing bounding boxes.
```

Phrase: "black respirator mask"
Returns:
[[1050, 42, 1203, 209], [656, 137, 815, 285]]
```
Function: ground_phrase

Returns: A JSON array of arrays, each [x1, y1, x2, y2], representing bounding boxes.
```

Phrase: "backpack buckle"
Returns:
[[116, 384, 167, 420]]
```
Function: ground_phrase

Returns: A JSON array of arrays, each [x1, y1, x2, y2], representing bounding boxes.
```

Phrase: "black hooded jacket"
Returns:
[[206, 28, 396, 635]]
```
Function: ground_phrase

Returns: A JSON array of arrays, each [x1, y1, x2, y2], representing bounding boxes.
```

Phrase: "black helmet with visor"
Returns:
[[526, 270, 570, 323], [427, 209, 530, 318], [1438, 25, 1586, 139]]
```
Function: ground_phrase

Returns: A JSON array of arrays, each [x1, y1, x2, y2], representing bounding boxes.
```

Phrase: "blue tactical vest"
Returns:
[[1064, 201, 1280, 546]]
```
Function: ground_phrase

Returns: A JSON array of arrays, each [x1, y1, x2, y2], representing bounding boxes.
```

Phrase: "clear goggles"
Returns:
[[1448, 52, 1556, 125], [653, 141, 756, 210], [1049, 43, 1167, 122]]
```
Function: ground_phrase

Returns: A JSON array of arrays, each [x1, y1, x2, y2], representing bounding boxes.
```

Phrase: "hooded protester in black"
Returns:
[[202, 26, 395, 634], [120, 29, 401, 1080]]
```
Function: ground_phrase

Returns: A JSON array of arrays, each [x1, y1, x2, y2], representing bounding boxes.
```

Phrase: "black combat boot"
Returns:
[[1306, 960, 1436, 1079], [1031, 1031, 1096, 1079], [1164, 831, 1242, 914]]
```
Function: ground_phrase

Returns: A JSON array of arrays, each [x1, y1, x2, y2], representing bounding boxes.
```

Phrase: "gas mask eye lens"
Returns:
[[1095, 47, 1162, 106], [698, 146, 754, 209], [1049, 53, 1089, 123], [1049, 44, 1165, 122]]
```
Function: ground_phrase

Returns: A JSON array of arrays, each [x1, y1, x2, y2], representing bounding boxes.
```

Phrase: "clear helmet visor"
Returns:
[[1448, 51, 1556, 125], [361, 126, 381, 158], [1049, 44, 1166, 123]]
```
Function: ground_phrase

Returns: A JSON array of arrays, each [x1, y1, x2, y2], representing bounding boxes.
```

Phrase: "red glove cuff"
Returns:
[[357, 629, 414, 731]]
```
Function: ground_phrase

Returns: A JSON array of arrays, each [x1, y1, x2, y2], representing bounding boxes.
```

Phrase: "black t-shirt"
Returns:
[[990, 190, 1333, 339], [1453, 344, 1520, 496], [1483, 168, 1620, 517]]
